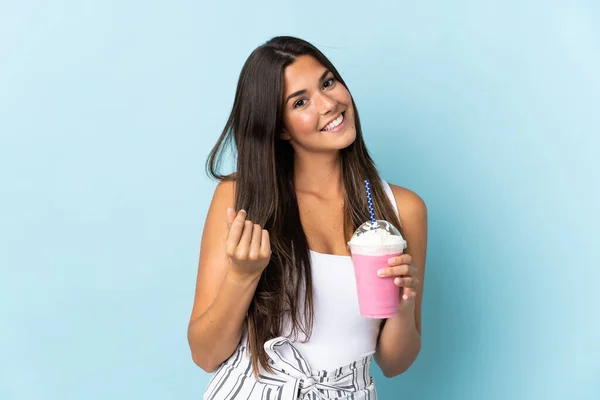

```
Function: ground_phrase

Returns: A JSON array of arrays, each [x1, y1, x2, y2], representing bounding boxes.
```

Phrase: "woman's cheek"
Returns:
[[294, 113, 319, 134]]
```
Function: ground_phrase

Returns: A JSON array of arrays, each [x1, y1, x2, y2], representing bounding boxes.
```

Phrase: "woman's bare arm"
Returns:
[[187, 180, 270, 372], [375, 185, 428, 377]]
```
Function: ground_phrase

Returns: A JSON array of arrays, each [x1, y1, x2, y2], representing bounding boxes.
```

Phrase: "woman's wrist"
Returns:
[[387, 305, 419, 333]]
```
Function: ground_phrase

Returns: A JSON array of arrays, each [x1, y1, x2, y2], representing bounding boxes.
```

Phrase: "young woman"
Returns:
[[188, 36, 428, 400]]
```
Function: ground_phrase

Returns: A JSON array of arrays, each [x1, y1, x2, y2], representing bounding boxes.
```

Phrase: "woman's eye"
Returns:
[[323, 77, 336, 89], [293, 99, 307, 108]]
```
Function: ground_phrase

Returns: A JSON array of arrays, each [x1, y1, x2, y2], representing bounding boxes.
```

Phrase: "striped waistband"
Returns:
[[204, 337, 377, 400]]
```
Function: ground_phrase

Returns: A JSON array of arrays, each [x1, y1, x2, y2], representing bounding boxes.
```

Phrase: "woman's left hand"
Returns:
[[377, 254, 419, 308]]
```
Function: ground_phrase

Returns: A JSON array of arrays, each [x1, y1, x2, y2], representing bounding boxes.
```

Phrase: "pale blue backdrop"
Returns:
[[1, 0, 598, 399]]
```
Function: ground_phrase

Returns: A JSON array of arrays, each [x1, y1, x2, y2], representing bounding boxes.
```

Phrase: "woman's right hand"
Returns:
[[225, 208, 271, 279]]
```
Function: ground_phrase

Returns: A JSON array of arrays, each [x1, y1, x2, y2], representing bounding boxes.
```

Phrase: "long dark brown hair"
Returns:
[[206, 36, 402, 376]]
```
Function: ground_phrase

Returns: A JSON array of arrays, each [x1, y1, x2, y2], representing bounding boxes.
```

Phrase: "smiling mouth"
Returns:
[[320, 112, 346, 132]]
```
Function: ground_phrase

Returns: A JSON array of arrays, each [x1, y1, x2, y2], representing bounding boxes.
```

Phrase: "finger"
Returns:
[[235, 220, 254, 259], [259, 229, 271, 259], [387, 254, 412, 266], [410, 264, 418, 277], [402, 290, 417, 303], [248, 224, 263, 260], [394, 277, 419, 288], [377, 265, 411, 278], [226, 207, 237, 229], [401, 288, 417, 302], [225, 210, 247, 255], [227, 210, 247, 236]]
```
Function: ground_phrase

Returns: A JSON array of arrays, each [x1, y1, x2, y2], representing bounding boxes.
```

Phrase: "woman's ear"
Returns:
[[280, 129, 291, 141]]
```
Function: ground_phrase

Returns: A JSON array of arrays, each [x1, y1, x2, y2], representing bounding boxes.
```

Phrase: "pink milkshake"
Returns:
[[348, 220, 407, 319]]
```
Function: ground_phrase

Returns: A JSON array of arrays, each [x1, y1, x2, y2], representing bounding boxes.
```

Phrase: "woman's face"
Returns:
[[280, 55, 356, 153]]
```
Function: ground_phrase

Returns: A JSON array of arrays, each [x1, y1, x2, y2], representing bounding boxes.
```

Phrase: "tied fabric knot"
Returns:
[[298, 377, 321, 397], [299, 377, 316, 390], [259, 337, 356, 399]]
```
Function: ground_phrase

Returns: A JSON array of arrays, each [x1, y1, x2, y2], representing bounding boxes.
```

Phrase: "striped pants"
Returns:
[[203, 337, 377, 400]]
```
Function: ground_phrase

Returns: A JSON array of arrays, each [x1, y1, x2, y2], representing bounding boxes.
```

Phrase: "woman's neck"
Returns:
[[293, 151, 343, 198]]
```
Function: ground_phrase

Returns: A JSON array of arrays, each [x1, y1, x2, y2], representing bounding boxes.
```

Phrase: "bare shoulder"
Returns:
[[387, 183, 427, 223], [203, 178, 237, 251], [212, 178, 236, 205]]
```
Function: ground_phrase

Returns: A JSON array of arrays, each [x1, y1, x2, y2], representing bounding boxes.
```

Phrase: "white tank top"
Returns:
[[240, 180, 400, 372], [283, 180, 400, 371]]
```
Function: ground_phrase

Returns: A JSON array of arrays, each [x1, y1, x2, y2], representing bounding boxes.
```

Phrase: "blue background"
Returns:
[[1, 1, 598, 399]]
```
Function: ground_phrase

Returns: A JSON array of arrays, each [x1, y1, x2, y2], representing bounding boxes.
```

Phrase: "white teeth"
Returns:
[[321, 114, 344, 131]]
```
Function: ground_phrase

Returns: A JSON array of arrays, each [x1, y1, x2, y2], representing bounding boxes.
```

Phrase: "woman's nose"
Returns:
[[315, 92, 337, 114]]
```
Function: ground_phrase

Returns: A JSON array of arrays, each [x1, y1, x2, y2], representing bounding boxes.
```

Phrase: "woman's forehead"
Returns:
[[283, 55, 328, 92]]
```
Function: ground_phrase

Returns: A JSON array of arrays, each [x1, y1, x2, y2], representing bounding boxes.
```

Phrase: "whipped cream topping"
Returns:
[[348, 227, 405, 247]]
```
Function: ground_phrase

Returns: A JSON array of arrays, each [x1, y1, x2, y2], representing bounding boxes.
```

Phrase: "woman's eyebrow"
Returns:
[[284, 69, 331, 105]]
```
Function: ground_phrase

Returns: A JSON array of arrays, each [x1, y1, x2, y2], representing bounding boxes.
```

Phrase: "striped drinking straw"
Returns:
[[364, 179, 376, 225]]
